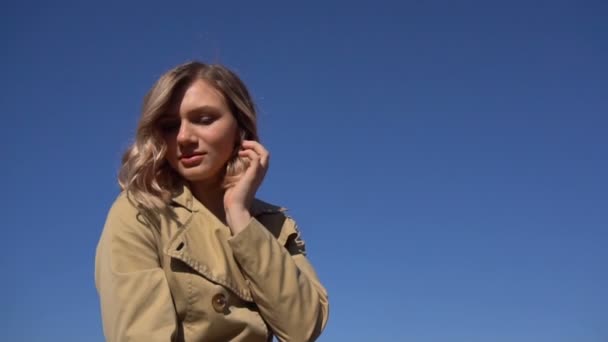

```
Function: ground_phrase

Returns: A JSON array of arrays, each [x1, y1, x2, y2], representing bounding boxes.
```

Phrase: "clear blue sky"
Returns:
[[2, 1, 607, 341]]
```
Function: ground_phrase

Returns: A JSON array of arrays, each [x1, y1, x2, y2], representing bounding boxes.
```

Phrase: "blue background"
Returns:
[[2, 1, 607, 341]]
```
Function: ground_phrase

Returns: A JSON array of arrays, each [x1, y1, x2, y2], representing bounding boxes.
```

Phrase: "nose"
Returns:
[[176, 121, 196, 145]]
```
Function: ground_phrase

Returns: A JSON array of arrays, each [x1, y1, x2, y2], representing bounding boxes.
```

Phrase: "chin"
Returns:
[[177, 167, 221, 183], [179, 171, 211, 182]]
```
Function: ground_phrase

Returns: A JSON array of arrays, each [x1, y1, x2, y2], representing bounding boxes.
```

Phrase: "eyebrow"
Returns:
[[162, 105, 224, 120], [184, 105, 223, 116]]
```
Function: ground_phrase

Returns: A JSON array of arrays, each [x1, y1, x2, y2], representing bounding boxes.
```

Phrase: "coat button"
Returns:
[[212, 293, 227, 313]]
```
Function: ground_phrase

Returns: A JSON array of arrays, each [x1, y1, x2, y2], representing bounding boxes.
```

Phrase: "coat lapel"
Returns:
[[163, 185, 285, 303]]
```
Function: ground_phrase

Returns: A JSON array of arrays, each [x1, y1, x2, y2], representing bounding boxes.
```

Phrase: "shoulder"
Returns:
[[251, 198, 305, 251], [96, 192, 163, 278], [251, 198, 287, 217], [101, 191, 157, 242], [104, 192, 147, 227], [107, 191, 140, 217]]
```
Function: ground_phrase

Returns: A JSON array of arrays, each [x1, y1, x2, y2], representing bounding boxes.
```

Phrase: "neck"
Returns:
[[189, 178, 226, 224]]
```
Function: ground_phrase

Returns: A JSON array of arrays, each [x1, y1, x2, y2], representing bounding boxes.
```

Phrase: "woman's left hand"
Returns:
[[224, 140, 270, 234]]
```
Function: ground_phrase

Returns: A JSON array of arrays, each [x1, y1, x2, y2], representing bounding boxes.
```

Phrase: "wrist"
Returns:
[[225, 207, 251, 235], [225, 202, 248, 214]]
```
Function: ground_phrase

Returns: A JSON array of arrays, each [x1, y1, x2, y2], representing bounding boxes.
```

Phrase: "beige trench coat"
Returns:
[[95, 185, 329, 341]]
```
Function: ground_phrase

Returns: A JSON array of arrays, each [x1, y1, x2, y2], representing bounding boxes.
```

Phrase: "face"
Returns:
[[161, 80, 239, 185]]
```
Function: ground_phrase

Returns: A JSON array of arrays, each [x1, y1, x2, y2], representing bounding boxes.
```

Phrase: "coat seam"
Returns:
[[169, 251, 254, 302], [186, 275, 193, 325], [252, 306, 270, 339]]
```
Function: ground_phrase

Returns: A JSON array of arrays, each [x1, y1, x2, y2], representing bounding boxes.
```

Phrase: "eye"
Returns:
[[195, 115, 216, 125]]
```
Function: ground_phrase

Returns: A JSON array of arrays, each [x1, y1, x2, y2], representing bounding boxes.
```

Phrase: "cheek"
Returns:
[[208, 126, 238, 154], [208, 136, 235, 159]]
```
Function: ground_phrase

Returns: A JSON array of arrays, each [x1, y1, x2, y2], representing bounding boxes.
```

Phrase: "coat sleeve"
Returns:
[[228, 214, 330, 342], [95, 195, 178, 342]]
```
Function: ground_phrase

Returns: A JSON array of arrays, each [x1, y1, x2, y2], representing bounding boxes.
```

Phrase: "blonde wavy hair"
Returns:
[[118, 61, 259, 211]]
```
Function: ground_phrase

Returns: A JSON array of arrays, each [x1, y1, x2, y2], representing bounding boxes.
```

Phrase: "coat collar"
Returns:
[[164, 184, 288, 303], [169, 183, 286, 216], [169, 183, 195, 212]]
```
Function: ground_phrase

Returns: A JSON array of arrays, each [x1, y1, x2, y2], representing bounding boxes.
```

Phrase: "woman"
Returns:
[[95, 61, 329, 342]]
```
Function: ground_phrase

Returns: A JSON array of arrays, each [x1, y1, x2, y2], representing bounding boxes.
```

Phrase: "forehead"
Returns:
[[171, 79, 229, 115]]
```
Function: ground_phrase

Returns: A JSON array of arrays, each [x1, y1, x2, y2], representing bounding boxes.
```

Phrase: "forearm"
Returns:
[[225, 206, 252, 235], [228, 218, 328, 341]]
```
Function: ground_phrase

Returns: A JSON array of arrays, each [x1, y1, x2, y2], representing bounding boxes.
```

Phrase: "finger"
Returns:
[[241, 140, 268, 159], [238, 149, 268, 184], [240, 148, 268, 170], [238, 149, 261, 174], [241, 140, 270, 167]]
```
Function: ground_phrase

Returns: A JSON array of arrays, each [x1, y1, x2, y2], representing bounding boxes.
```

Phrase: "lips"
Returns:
[[179, 153, 205, 166]]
